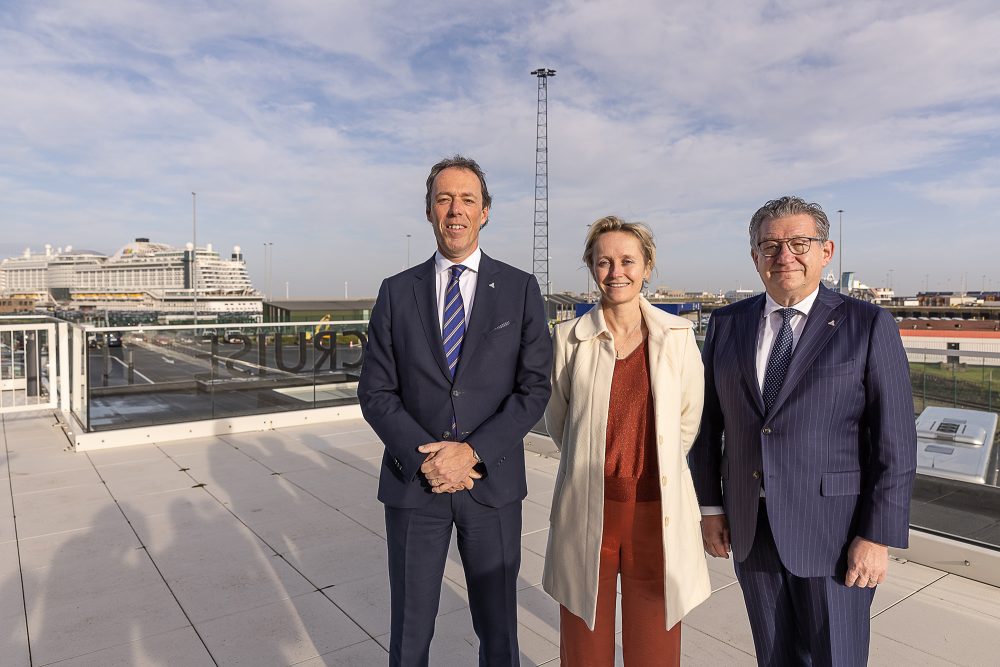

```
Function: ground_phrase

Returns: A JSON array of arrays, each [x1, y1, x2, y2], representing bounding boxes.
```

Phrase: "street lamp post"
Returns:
[[192, 192, 198, 327], [837, 209, 844, 293], [263, 242, 273, 300]]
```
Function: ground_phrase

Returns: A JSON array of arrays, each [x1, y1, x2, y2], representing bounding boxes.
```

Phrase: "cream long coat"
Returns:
[[541, 297, 711, 631]]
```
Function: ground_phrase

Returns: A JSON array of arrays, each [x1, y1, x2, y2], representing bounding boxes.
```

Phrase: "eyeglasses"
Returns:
[[756, 236, 825, 258]]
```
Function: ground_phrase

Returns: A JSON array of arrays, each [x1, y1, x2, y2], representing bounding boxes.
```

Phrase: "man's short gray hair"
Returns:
[[748, 196, 831, 249], [425, 155, 492, 214]]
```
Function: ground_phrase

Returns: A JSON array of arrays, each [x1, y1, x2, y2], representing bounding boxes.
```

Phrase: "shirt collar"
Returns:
[[434, 247, 481, 275], [763, 286, 820, 319]]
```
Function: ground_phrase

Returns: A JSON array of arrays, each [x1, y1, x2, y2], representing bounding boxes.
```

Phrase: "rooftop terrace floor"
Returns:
[[1, 411, 998, 666]]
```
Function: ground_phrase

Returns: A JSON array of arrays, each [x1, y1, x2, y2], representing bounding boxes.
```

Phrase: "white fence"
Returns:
[[0, 319, 66, 413]]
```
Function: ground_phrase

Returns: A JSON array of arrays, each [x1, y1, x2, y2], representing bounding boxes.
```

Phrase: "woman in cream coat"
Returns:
[[543, 216, 711, 666]]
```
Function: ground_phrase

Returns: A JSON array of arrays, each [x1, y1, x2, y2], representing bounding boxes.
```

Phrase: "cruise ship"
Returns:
[[0, 238, 262, 321]]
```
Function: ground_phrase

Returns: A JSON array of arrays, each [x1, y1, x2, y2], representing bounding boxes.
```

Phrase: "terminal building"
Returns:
[[0, 238, 262, 323]]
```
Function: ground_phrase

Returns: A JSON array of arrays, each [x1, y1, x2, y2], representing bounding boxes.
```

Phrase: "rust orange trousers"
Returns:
[[559, 498, 681, 666]]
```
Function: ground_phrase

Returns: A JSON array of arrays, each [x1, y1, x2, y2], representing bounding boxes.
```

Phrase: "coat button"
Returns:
[[660, 475, 668, 486], [657, 435, 664, 445], [761, 426, 772, 435], [752, 470, 761, 479], [663, 516, 670, 527], [452, 390, 460, 397], [442, 431, 451, 439]]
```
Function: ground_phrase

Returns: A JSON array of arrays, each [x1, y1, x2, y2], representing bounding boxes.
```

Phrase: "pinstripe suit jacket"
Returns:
[[689, 285, 917, 576]]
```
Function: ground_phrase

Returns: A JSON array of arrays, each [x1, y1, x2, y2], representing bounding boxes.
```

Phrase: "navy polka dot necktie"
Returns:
[[762, 308, 796, 411]]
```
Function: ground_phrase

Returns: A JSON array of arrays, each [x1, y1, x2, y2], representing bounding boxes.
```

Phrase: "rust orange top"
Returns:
[[604, 338, 660, 502]]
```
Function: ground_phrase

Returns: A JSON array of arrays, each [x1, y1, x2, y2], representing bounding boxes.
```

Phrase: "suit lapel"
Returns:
[[735, 296, 766, 415], [412, 257, 453, 381], [767, 286, 845, 416], [454, 253, 499, 379]]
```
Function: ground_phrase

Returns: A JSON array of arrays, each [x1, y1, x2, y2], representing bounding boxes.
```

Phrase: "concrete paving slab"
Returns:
[[4, 415, 999, 665], [920, 571, 1000, 617], [221, 433, 343, 474], [0, 539, 29, 667], [522, 499, 552, 534], [280, 532, 388, 589], [517, 545, 547, 590], [116, 486, 222, 521], [282, 465, 380, 509], [322, 573, 468, 638], [317, 439, 385, 462], [100, 462, 203, 498], [681, 623, 757, 666], [870, 574, 1000, 665], [708, 567, 739, 592], [868, 633, 962, 666], [195, 590, 369, 665], [6, 448, 93, 475], [515, 584, 561, 645], [153, 547, 317, 623], [872, 558, 948, 615], [84, 444, 170, 466], [240, 502, 375, 556], [296, 639, 389, 666], [704, 552, 738, 579], [0, 512, 16, 544], [337, 499, 387, 538], [16, 519, 141, 572], [522, 527, 549, 557], [9, 466, 101, 495], [681, 573, 756, 657], [13, 493, 121, 539], [518, 621, 561, 666], [525, 452, 560, 473], [126, 498, 253, 553], [526, 467, 556, 495], [42, 625, 215, 667], [24, 558, 189, 666]]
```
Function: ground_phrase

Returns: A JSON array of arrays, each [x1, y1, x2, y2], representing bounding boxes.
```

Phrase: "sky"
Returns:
[[2, 0, 999, 298]]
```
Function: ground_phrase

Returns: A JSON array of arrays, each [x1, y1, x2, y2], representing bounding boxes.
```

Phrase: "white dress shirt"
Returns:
[[755, 287, 820, 391], [701, 286, 821, 516], [435, 248, 480, 329]]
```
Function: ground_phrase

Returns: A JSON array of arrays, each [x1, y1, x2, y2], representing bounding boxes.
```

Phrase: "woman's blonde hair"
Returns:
[[582, 215, 656, 272]]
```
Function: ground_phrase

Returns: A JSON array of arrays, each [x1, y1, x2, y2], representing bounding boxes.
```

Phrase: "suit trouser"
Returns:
[[559, 498, 681, 667], [384, 492, 522, 667], [734, 500, 875, 667]]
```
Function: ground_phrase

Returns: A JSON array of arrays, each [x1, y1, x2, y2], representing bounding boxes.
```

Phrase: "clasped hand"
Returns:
[[417, 441, 481, 493]]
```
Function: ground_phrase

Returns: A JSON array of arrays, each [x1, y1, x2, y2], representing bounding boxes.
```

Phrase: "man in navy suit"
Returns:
[[358, 155, 552, 666], [690, 196, 916, 666]]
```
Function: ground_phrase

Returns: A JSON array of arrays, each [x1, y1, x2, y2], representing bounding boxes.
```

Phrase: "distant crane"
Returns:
[[530, 68, 555, 295]]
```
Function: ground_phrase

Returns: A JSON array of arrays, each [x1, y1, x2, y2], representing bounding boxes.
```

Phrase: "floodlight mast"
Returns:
[[531, 68, 555, 295]]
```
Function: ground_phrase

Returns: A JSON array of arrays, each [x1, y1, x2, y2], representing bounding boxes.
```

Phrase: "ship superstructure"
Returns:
[[0, 239, 261, 321]]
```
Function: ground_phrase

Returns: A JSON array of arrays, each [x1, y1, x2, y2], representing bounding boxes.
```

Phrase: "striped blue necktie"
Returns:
[[762, 307, 796, 411], [442, 265, 468, 378], [443, 265, 467, 437]]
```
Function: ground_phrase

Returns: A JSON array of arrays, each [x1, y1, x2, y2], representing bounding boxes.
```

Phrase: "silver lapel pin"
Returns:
[[828, 320, 836, 327], [489, 282, 495, 288]]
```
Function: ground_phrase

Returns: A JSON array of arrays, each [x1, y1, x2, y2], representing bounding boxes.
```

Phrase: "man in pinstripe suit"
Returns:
[[690, 196, 916, 666]]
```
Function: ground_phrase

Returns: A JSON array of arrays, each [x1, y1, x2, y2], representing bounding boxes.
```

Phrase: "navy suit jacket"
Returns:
[[689, 285, 916, 577], [358, 253, 552, 509]]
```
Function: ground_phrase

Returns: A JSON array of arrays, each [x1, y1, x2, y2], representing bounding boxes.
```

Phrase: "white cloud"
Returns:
[[1, 0, 999, 296]]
